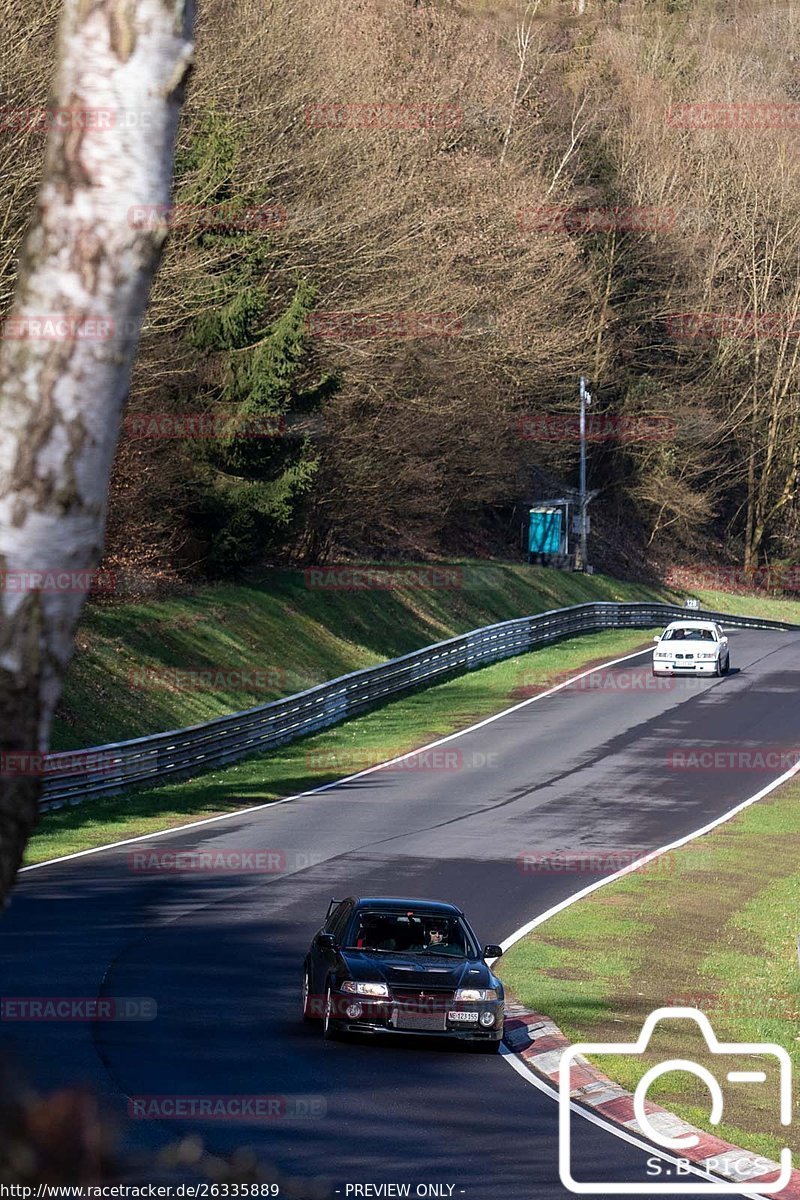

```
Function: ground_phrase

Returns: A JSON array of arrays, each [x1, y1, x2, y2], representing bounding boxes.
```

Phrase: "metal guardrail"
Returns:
[[40, 601, 799, 812]]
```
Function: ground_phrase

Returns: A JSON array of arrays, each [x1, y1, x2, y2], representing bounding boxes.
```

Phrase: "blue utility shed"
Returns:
[[528, 507, 564, 557]]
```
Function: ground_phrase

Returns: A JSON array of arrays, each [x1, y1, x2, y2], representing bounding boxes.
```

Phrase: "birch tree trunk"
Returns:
[[0, 0, 194, 906]]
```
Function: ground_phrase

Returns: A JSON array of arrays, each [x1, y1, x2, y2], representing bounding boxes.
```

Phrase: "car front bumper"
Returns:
[[329, 993, 504, 1039], [340, 1023, 502, 1042], [653, 658, 719, 674]]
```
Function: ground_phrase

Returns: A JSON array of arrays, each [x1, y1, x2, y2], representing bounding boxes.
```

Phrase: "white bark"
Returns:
[[0, 0, 194, 903]]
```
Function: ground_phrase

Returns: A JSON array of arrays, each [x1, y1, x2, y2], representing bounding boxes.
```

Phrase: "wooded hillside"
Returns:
[[2, 0, 798, 585]]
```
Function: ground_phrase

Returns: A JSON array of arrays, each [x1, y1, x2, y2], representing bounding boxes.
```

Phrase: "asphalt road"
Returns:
[[3, 628, 800, 1198]]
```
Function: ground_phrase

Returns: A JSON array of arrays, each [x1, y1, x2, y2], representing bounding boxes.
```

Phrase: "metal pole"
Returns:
[[579, 376, 590, 570]]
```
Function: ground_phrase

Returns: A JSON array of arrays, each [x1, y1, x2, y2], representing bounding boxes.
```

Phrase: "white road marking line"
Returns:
[[499, 731, 800, 1198], [499, 755, 800, 952], [501, 1050, 766, 1199], [22, 644, 656, 873]]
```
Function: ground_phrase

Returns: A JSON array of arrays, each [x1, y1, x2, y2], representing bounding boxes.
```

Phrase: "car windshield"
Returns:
[[662, 627, 716, 641], [344, 910, 476, 957]]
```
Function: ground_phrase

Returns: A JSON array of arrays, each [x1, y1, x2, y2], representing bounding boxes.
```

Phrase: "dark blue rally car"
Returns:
[[302, 896, 505, 1051]]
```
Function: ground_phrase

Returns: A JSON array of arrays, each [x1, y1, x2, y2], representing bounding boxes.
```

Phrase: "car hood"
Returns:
[[339, 950, 499, 991]]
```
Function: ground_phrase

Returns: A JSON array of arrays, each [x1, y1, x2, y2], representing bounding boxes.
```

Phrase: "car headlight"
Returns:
[[698, 652, 716, 660], [340, 981, 389, 997], [654, 652, 670, 660], [454, 987, 499, 1002]]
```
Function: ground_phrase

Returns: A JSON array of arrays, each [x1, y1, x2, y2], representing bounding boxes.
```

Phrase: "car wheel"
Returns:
[[302, 967, 316, 1022], [714, 655, 723, 677], [723, 653, 730, 675], [323, 983, 340, 1041]]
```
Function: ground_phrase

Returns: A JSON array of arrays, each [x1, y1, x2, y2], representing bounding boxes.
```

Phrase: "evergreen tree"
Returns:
[[178, 110, 337, 575]]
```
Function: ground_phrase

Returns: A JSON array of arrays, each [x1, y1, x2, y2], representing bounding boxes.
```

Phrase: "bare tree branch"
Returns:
[[499, 1, 542, 169]]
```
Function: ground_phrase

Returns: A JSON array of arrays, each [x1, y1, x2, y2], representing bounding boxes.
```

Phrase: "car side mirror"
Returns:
[[652, 636, 660, 643], [483, 943, 503, 959], [316, 932, 337, 950]]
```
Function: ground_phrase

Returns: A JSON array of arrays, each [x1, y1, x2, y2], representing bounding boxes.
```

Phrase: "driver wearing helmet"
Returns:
[[424, 919, 460, 955]]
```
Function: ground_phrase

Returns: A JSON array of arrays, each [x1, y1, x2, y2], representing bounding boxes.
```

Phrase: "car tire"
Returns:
[[323, 983, 341, 1041], [302, 967, 316, 1022], [723, 653, 730, 675]]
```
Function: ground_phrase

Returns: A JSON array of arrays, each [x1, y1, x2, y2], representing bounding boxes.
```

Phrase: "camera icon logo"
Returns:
[[558, 1007, 792, 1194]]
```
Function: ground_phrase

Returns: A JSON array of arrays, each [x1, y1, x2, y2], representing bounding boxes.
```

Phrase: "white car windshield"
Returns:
[[662, 627, 717, 641]]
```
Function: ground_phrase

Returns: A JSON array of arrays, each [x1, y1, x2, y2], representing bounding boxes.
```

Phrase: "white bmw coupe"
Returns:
[[652, 619, 730, 677]]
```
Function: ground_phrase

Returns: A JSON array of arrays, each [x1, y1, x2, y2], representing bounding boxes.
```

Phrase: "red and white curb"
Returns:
[[503, 1006, 800, 1197]]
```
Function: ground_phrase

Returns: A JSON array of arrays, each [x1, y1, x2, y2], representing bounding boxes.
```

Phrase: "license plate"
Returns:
[[448, 1010, 479, 1022]]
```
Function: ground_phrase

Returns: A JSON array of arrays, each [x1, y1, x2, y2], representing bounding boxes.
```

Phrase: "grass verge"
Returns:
[[693, 588, 800, 625], [498, 769, 800, 1161], [29, 627, 656, 865], [54, 562, 675, 750]]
